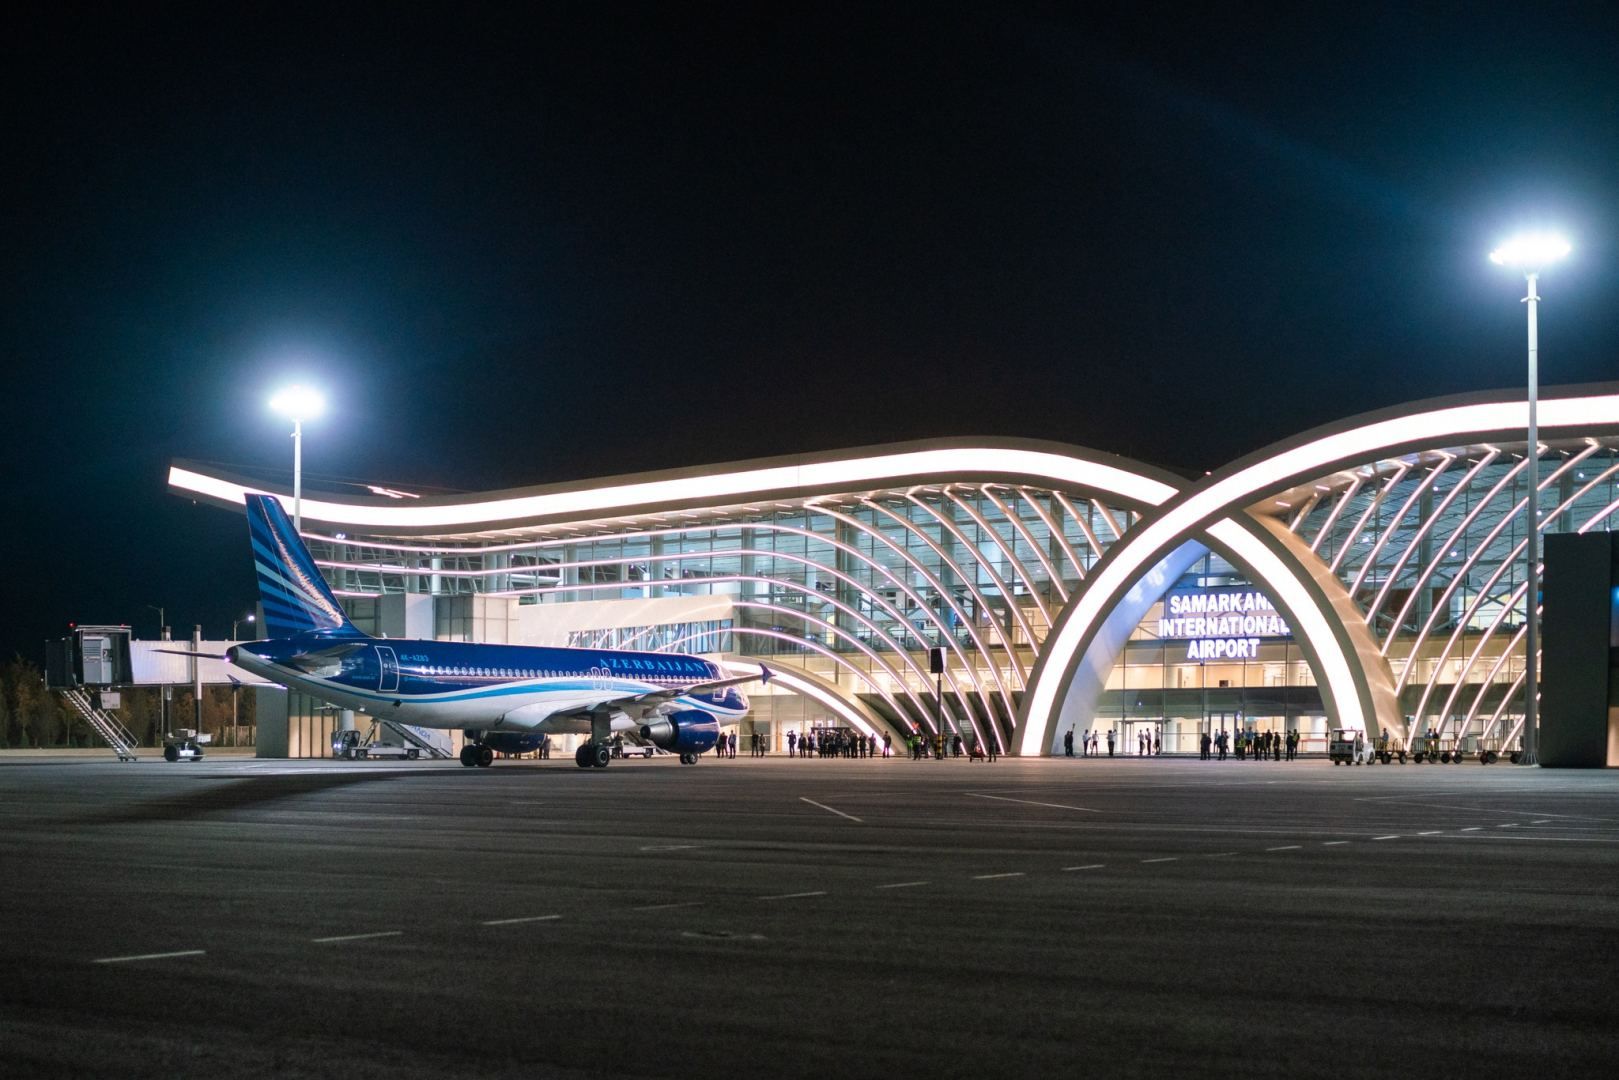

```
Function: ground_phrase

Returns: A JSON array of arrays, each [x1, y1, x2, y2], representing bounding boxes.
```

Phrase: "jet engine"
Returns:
[[640, 709, 720, 755]]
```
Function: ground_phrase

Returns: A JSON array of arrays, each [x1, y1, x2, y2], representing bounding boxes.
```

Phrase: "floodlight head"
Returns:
[[1489, 233, 1571, 270], [269, 385, 326, 422]]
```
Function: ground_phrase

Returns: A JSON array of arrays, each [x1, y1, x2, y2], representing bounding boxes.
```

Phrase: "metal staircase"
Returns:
[[383, 720, 455, 759], [59, 688, 140, 761]]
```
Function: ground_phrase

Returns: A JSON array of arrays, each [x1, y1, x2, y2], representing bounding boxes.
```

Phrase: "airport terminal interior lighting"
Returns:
[[1489, 231, 1572, 767], [269, 385, 326, 534]]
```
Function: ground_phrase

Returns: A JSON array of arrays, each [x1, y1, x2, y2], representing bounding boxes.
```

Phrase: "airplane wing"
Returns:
[[616, 664, 772, 711]]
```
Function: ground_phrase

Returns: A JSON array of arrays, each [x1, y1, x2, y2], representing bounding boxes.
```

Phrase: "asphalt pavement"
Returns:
[[2, 751, 1616, 1079]]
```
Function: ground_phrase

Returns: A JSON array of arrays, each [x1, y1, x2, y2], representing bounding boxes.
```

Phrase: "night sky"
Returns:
[[4, 3, 1616, 661]]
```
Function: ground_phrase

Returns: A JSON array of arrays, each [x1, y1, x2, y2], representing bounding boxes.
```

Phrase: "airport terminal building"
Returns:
[[168, 384, 1619, 757]]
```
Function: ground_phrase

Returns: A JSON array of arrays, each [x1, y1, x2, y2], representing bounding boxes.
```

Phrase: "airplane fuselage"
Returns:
[[229, 635, 749, 735]]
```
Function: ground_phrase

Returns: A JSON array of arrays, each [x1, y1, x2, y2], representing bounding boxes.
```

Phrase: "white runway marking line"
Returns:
[[875, 881, 930, 890], [1265, 845, 1301, 851], [1460, 827, 1481, 832], [311, 930, 403, 944], [759, 890, 827, 901], [1205, 852, 1237, 858], [633, 901, 704, 912], [972, 872, 1025, 880], [1532, 820, 1553, 824], [481, 914, 561, 926], [1498, 823, 1518, 828], [1417, 831, 1442, 836], [639, 843, 700, 852], [93, 949, 205, 965], [1141, 857, 1178, 864], [1372, 835, 1399, 841], [799, 797, 862, 823], [1322, 841, 1350, 846], [964, 793, 1103, 813], [1062, 864, 1105, 871]]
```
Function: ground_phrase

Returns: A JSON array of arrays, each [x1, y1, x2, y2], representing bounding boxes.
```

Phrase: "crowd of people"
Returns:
[[1056, 725, 1305, 761], [781, 727, 891, 758]]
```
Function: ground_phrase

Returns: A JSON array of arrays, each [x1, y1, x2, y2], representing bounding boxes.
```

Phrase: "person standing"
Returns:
[[1064, 728, 1074, 758], [1200, 731, 1211, 760], [986, 735, 997, 762], [1106, 729, 1116, 757], [1153, 731, 1161, 756]]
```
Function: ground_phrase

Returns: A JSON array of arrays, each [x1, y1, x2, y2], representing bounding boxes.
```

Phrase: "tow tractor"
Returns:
[[332, 724, 422, 761], [162, 728, 210, 762], [1327, 727, 1372, 765]]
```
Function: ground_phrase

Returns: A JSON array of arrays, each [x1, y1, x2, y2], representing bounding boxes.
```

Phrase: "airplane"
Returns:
[[198, 494, 769, 768]]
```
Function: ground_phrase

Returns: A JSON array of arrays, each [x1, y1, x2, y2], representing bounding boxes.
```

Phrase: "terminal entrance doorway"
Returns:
[[1121, 719, 1159, 756]]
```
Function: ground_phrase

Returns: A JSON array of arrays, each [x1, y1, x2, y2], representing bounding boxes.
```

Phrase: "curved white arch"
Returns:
[[170, 443, 1180, 530], [1017, 385, 1619, 756]]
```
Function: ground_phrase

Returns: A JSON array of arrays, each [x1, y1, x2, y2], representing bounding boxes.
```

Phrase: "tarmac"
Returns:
[[1, 751, 1616, 1079]]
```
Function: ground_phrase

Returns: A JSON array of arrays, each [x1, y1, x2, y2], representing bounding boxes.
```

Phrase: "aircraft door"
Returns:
[[377, 646, 399, 692]]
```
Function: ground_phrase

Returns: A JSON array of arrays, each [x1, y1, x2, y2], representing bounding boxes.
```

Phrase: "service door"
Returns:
[[377, 645, 400, 692]]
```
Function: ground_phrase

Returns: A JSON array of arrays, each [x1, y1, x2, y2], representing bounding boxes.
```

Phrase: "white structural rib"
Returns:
[[1418, 464, 1619, 733], [816, 501, 1018, 740], [1381, 458, 1529, 658], [1051, 492, 1110, 570], [1004, 486, 1084, 595], [898, 494, 1039, 657], [1308, 476, 1363, 554], [1349, 456, 1451, 597], [955, 487, 1061, 623], [1330, 464, 1410, 574], [1395, 449, 1595, 694], [1363, 451, 1497, 631]]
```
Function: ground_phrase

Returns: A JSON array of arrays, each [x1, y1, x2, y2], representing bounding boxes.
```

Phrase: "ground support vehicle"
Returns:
[[1409, 736, 1468, 764], [1367, 737, 1407, 765], [1468, 736, 1521, 765], [162, 728, 209, 762], [332, 725, 422, 761], [610, 737, 656, 759], [1327, 728, 1373, 765]]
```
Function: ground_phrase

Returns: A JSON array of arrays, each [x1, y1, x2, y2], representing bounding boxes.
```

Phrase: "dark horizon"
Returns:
[[5, 3, 1617, 659]]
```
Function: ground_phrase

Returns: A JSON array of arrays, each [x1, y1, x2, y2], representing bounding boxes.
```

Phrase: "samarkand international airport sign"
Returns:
[[1159, 587, 1291, 661]]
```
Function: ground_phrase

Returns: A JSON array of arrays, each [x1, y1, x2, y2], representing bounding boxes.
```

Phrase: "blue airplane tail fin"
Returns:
[[244, 494, 367, 640]]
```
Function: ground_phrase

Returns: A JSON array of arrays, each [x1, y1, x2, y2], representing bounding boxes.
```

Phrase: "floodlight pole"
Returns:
[[1521, 271, 1541, 766], [291, 417, 304, 535]]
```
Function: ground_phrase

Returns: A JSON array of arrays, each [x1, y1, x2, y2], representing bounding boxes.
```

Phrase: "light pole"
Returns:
[[145, 604, 167, 746], [269, 385, 325, 534], [1490, 232, 1571, 766], [230, 613, 253, 748]]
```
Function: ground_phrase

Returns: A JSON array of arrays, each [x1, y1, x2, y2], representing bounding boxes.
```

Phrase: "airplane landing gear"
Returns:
[[575, 742, 612, 768], [460, 745, 477, 767], [461, 744, 494, 767], [678, 752, 699, 765]]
